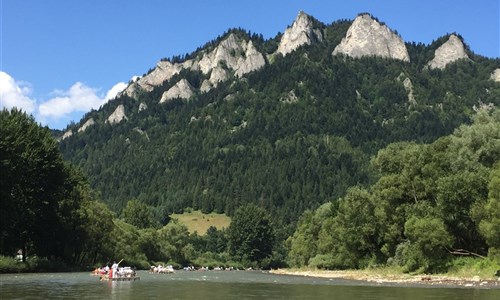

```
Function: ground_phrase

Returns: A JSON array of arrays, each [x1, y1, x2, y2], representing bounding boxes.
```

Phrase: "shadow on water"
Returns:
[[1, 271, 498, 300]]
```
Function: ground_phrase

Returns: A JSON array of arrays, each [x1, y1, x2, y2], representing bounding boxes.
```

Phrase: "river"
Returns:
[[0, 270, 498, 299]]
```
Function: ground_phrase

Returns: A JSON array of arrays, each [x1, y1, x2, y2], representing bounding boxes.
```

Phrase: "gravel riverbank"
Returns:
[[269, 269, 500, 288]]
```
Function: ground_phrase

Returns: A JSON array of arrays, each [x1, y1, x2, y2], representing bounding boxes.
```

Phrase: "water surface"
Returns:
[[1, 270, 498, 299]]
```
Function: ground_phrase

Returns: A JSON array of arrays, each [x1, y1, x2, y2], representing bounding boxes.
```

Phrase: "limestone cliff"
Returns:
[[200, 66, 229, 93], [122, 60, 190, 98], [159, 79, 195, 103], [106, 104, 128, 125], [490, 68, 500, 82], [61, 130, 73, 140], [234, 40, 266, 77], [396, 72, 417, 106], [277, 11, 323, 56], [198, 33, 265, 77], [78, 118, 95, 133], [426, 35, 469, 70], [122, 32, 266, 96], [333, 14, 410, 62]]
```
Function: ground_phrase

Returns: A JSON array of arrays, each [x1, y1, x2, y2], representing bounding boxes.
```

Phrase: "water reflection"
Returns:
[[106, 280, 133, 299]]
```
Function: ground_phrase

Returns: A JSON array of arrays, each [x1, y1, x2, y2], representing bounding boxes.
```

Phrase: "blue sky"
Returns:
[[1, 0, 499, 130]]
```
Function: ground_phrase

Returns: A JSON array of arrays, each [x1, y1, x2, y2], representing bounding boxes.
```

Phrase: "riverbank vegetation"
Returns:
[[287, 108, 500, 273], [1, 107, 499, 276]]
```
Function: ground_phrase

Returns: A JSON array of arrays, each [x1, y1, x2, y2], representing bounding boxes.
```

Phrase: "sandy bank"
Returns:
[[269, 269, 500, 288]]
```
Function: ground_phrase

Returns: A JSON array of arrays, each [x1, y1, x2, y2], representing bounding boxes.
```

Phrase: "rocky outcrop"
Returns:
[[490, 68, 500, 82], [280, 89, 299, 103], [426, 35, 469, 69], [277, 11, 323, 56], [198, 33, 240, 74], [138, 102, 148, 112], [106, 104, 128, 125], [121, 33, 266, 97], [234, 40, 266, 77], [61, 130, 73, 140], [198, 33, 265, 77], [159, 79, 195, 103], [200, 67, 229, 93], [78, 118, 95, 133], [333, 14, 410, 62], [403, 77, 417, 106], [197, 34, 265, 92], [122, 60, 191, 98]]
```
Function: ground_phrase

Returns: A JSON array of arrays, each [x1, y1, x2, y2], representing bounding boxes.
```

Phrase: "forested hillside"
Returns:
[[58, 13, 500, 236]]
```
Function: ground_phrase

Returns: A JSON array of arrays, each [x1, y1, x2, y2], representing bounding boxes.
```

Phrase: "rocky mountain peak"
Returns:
[[332, 14, 410, 62], [426, 34, 469, 70], [277, 11, 323, 56], [120, 31, 266, 98], [198, 33, 265, 77]]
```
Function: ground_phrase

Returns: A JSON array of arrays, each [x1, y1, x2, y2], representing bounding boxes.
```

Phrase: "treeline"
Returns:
[[2, 108, 498, 274], [0, 109, 278, 271], [288, 108, 500, 272]]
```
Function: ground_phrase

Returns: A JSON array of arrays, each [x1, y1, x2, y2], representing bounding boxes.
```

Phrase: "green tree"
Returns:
[[157, 219, 190, 264], [330, 187, 379, 268], [77, 198, 115, 265], [122, 199, 156, 229], [287, 203, 334, 267], [205, 226, 228, 254], [400, 216, 453, 272], [478, 165, 500, 258], [227, 204, 274, 262], [0, 109, 67, 260]]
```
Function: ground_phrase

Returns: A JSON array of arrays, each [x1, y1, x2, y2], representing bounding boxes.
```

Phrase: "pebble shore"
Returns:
[[270, 269, 500, 288]]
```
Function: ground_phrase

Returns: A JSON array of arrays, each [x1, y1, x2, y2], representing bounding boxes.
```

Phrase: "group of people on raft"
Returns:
[[150, 264, 175, 273], [93, 260, 136, 279]]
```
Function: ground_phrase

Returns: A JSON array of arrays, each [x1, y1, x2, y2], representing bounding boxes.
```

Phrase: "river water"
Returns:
[[0, 270, 498, 299]]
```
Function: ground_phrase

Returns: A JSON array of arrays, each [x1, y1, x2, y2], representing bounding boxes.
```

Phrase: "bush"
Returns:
[[0, 256, 27, 273], [309, 254, 336, 269], [399, 216, 453, 273], [446, 256, 500, 279]]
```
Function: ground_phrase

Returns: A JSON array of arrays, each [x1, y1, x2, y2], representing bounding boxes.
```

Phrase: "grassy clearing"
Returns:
[[171, 210, 231, 235]]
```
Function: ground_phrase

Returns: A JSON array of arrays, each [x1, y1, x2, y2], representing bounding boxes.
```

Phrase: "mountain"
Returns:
[[59, 12, 500, 227], [332, 13, 409, 61]]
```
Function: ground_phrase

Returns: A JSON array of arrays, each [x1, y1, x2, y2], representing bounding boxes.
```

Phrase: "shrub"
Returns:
[[309, 254, 336, 269]]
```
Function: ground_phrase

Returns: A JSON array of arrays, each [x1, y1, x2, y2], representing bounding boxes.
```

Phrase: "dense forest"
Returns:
[[2, 14, 499, 272], [59, 23, 500, 227]]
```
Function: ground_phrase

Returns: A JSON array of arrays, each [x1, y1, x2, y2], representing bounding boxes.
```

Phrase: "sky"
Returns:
[[1, 0, 499, 130]]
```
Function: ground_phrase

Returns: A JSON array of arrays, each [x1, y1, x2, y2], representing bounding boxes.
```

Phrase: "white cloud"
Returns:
[[105, 82, 128, 101], [0, 71, 37, 113], [38, 81, 127, 125], [1, 71, 128, 129], [39, 82, 103, 117]]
